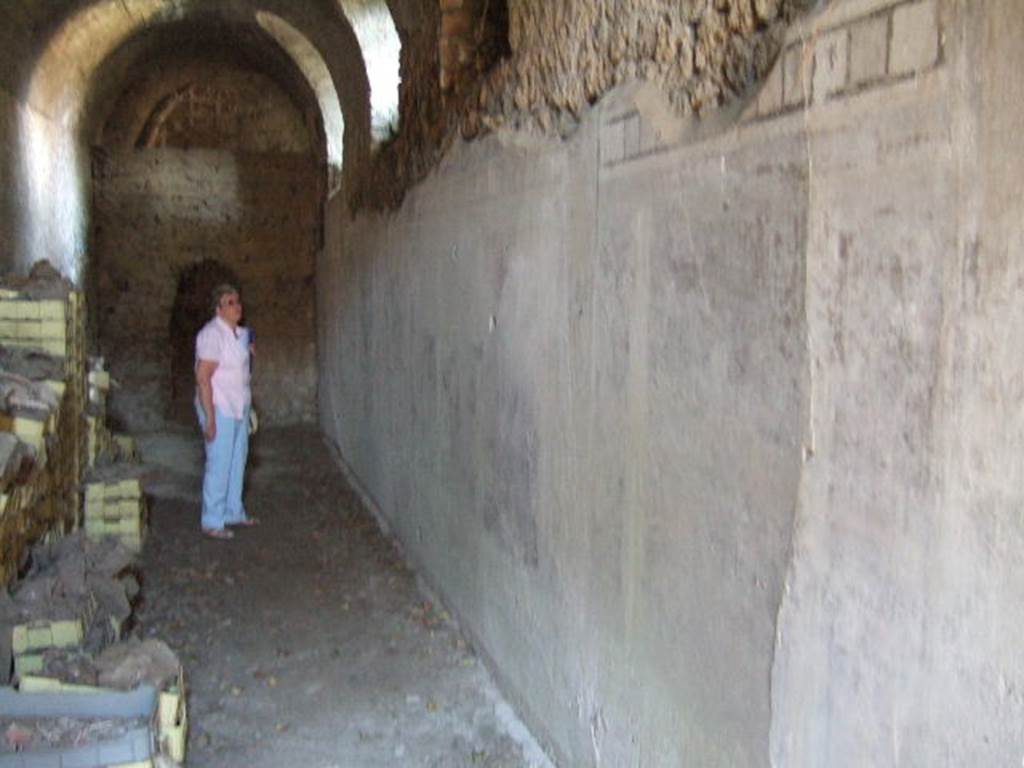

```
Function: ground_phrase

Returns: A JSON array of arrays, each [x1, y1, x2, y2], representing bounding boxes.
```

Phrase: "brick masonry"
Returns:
[[754, 0, 942, 119], [600, 0, 943, 168]]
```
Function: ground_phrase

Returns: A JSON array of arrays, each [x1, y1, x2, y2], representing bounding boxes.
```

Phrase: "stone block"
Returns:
[[638, 115, 659, 154], [623, 114, 641, 159], [602, 119, 624, 165], [812, 28, 849, 101], [757, 58, 783, 115], [12, 620, 83, 654], [783, 44, 809, 107], [890, 0, 939, 76], [849, 13, 889, 86]]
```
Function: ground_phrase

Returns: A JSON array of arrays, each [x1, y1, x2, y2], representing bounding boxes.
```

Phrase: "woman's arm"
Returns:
[[196, 359, 219, 442]]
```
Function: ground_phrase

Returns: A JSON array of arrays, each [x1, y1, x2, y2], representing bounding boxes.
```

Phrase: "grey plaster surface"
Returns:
[[320, 92, 807, 767], [319, 2, 1024, 765]]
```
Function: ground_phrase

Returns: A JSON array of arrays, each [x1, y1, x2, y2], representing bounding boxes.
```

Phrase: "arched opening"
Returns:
[[337, 0, 401, 142], [478, 0, 512, 72], [167, 259, 243, 425], [91, 32, 324, 431]]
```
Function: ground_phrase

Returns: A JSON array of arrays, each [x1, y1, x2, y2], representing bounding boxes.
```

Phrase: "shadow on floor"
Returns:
[[133, 424, 552, 768]]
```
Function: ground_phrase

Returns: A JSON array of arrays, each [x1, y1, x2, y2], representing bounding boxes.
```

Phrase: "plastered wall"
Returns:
[[321, 1, 1024, 765], [772, 1, 1024, 764]]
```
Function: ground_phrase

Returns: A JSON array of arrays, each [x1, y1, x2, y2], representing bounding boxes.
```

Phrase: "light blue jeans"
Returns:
[[196, 403, 250, 530]]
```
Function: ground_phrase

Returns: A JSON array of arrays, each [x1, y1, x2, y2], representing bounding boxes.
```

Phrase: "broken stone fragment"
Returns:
[[0, 260, 75, 300], [95, 638, 181, 692], [0, 346, 64, 382], [0, 433, 34, 488], [0, 372, 59, 416]]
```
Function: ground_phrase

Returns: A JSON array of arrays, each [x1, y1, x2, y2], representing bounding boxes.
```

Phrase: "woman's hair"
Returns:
[[211, 283, 240, 314]]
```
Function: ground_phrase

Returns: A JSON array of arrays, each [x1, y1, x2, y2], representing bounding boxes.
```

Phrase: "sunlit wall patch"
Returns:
[[337, 0, 400, 143], [17, 104, 86, 283]]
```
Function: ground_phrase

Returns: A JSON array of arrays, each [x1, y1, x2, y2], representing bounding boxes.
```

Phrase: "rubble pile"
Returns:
[[0, 261, 86, 585], [0, 531, 139, 683], [0, 262, 186, 765]]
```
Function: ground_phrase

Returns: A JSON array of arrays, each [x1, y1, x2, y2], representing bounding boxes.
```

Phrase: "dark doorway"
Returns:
[[167, 259, 242, 424], [480, 0, 512, 72]]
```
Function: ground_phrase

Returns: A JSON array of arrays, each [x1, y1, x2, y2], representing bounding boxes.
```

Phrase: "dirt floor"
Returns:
[[134, 424, 553, 768]]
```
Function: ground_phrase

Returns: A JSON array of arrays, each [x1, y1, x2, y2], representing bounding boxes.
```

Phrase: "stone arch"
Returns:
[[84, 19, 327, 160], [12, 0, 372, 279]]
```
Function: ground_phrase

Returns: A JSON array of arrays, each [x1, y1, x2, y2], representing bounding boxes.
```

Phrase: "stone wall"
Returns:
[[321, 1, 1024, 765], [94, 148, 319, 429], [360, 0, 816, 208], [100, 60, 316, 154], [472, 0, 811, 126], [91, 54, 322, 429]]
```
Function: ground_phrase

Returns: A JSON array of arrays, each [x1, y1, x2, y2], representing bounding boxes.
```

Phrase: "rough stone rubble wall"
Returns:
[[361, 0, 814, 207], [473, 0, 812, 130]]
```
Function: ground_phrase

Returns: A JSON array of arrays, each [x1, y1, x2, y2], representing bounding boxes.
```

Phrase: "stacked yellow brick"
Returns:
[[78, 338, 147, 552], [113, 433, 139, 461], [0, 287, 87, 507], [82, 473, 146, 552], [11, 618, 85, 677], [86, 359, 139, 468], [0, 294, 71, 357], [0, 266, 88, 586]]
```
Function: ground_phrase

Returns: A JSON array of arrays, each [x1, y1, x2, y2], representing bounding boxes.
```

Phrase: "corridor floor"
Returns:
[[134, 424, 552, 768]]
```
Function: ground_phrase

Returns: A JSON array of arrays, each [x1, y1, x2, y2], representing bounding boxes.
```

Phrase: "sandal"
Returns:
[[229, 517, 259, 527], [202, 528, 235, 540]]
